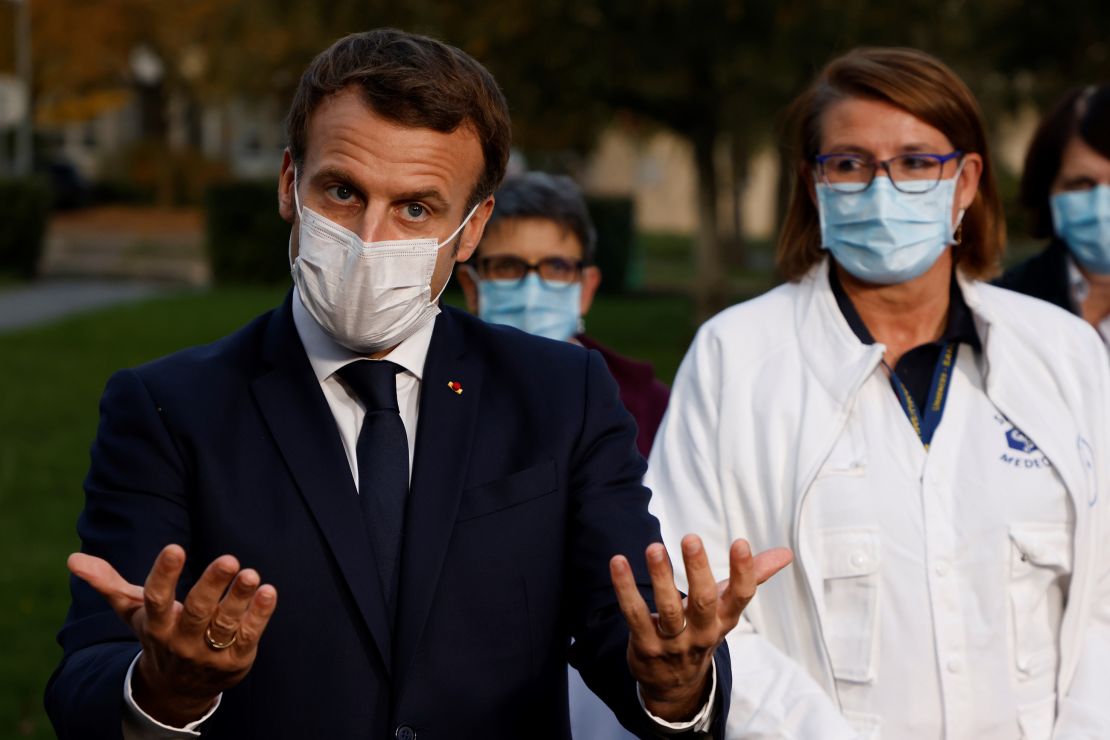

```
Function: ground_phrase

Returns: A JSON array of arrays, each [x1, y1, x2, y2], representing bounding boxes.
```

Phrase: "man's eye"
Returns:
[[326, 185, 355, 202], [402, 203, 428, 220]]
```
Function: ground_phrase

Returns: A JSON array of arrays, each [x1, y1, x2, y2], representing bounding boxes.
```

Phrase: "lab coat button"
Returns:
[[934, 562, 950, 577], [946, 658, 964, 674], [850, 552, 867, 569]]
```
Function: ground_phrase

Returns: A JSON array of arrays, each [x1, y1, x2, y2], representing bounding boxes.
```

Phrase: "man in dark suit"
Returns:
[[45, 29, 791, 739]]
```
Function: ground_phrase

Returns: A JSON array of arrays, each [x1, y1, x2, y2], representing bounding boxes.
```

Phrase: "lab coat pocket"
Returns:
[[819, 528, 881, 684], [1008, 524, 1071, 681]]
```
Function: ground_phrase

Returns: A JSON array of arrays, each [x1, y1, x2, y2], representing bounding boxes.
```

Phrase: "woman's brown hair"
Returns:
[[776, 47, 1005, 281]]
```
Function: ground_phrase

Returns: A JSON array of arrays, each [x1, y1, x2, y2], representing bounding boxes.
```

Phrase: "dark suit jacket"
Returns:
[[577, 335, 670, 459], [45, 294, 730, 739], [995, 239, 1075, 314]]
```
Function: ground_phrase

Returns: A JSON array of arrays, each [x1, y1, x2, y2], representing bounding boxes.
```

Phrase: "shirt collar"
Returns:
[[827, 263, 982, 351], [291, 286, 434, 383], [1066, 253, 1091, 306], [1066, 255, 1110, 345]]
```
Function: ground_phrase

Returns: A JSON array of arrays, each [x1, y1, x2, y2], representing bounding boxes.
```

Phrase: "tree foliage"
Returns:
[[10, 0, 1108, 305]]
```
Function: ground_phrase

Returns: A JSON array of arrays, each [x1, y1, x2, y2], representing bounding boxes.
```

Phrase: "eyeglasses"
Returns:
[[815, 151, 963, 194], [474, 255, 584, 287]]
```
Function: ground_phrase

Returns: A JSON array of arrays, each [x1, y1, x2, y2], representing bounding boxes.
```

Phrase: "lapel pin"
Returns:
[[447, 381, 463, 395]]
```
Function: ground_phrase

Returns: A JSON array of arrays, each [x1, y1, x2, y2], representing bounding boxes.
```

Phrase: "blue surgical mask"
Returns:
[[477, 273, 582, 341], [1051, 184, 1110, 274], [817, 169, 963, 285]]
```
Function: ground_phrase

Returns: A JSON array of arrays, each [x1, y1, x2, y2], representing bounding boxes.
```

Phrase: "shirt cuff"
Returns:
[[122, 651, 221, 739], [638, 658, 717, 733]]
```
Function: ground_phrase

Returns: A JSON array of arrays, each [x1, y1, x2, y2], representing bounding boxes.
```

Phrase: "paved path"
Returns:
[[0, 279, 172, 333]]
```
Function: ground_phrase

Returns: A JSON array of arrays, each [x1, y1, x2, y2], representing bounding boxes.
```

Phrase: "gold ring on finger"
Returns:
[[204, 624, 238, 651], [656, 615, 688, 639]]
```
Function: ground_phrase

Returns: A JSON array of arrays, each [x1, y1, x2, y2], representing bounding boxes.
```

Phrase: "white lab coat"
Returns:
[[647, 259, 1110, 739]]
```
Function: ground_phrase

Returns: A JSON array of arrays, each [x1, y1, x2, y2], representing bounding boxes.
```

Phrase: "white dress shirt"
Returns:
[[123, 288, 712, 737], [1067, 257, 1110, 348], [292, 286, 429, 484]]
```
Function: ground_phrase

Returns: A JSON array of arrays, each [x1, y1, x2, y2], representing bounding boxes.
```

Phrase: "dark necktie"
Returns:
[[337, 360, 409, 615]]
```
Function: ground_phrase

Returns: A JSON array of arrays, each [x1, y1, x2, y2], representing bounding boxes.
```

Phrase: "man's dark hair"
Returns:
[[286, 29, 511, 207], [1021, 84, 1110, 238], [482, 172, 598, 264]]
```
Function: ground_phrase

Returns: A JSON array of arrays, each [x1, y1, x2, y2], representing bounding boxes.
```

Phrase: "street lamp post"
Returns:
[[10, 0, 31, 176]]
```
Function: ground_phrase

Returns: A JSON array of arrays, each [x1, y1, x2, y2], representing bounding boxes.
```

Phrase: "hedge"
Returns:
[[205, 181, 293, 285], [0, 177, 50, 279], [585, 195, 637, 294]]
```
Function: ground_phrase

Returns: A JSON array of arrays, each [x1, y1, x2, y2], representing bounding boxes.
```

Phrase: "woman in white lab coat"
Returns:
[[647, 48, 1110, 740]]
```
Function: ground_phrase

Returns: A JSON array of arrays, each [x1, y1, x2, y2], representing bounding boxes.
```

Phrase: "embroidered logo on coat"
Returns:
[[1005, 427, 1039, 454], [993, 414, 1052, 470]]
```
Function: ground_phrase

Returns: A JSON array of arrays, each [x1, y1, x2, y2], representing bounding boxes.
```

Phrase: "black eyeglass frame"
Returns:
[[473, 255, 585, 288]]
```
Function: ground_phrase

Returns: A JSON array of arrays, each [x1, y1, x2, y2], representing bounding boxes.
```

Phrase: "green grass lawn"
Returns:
[[637, 231, 781, 298], [0, 286, 287, 739], [0, 283, 699, 738]]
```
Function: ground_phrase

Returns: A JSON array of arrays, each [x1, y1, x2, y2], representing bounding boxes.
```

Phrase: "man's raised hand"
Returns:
[[67, 544, 277, 727], [609, 535, 793, 721]]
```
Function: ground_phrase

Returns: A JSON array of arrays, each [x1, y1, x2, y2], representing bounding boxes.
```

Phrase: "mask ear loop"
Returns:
[[291, 168, 304, 218], [950, 158, 968, 245], [440, 200, 483, 250], [429, 200, 485, 305], [289, 168, 302, 270]]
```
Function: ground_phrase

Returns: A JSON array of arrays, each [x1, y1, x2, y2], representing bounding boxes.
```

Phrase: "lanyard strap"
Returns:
[[887, 342, 958, 450]]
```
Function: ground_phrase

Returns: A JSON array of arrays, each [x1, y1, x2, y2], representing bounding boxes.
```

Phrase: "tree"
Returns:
[[434, 0, 795, 318], [19, 1, 1109, 290]]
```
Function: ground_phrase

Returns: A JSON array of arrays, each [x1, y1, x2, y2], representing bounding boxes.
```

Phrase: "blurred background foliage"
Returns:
[[0, 3, 1108, 737], [0, 0, 1107, 304]]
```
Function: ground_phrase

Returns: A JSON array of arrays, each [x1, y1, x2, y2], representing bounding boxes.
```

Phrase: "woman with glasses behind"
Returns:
[[647, 48, 1110, 739], [458, 171, 668, 740], [997, 84, 1110, 348], [457, 171, 670, 458]]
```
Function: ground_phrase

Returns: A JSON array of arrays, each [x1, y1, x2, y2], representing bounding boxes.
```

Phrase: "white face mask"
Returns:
[[289, 172, 480, 353]]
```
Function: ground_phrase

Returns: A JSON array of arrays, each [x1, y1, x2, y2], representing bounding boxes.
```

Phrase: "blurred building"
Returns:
[[34, 75, 1039, 242], [37, 91, 285, 182], [581, 128, 781, 239]]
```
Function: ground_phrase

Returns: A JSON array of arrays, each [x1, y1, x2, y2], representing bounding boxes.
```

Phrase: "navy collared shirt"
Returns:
[[829, 265, 982, 414]]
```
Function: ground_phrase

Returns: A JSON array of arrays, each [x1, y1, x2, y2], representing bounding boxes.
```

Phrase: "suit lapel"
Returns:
[[395, 307, 482, 688], [250, 293, 393, 673]]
